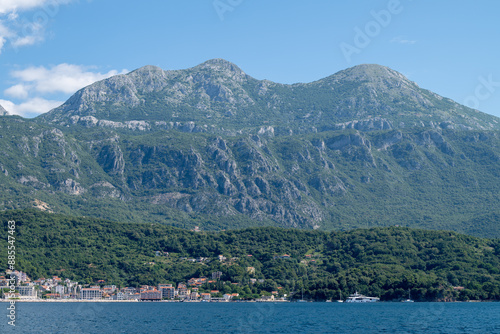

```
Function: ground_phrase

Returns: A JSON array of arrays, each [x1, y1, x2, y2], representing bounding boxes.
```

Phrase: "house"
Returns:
[[177, 283, 189, 298], [122, 287, 138, 294], [190, 291, 199, 300], [54, 285, 65, 295], [257, 295, 275, 302], [103, 285, 117, 293], [188, 278, 207, 286], [113, 292, 125, 300], [273, 254, 291, 260], [200, 293, 211, 300]]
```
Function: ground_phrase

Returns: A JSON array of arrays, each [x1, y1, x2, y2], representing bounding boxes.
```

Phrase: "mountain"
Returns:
[[1, 60, 499, 237], [0, 104, 9, 116], [39, 59, 500, 133]]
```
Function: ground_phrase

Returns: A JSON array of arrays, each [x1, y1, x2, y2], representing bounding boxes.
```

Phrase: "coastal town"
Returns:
[[0, 270, 289, 302]]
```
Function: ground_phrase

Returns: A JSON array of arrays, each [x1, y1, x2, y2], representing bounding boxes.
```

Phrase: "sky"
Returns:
[[1, 0, 500, 118]]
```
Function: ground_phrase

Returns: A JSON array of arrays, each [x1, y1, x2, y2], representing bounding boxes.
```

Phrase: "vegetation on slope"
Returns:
[[1, 210, 499, 301]]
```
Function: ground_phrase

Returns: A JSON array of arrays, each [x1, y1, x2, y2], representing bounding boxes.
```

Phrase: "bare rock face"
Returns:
[[0, 104, 9, 116], [96, 143, 125, 175], [1, 60, 498, 234], [57, 179, 86, 195]]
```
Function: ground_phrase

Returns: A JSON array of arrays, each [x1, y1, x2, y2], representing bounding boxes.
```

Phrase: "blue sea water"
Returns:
[[1, 302, 499, 333]]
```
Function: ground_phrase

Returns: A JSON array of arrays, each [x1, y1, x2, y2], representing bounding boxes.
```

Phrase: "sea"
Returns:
[[1, 302, 499, 333]]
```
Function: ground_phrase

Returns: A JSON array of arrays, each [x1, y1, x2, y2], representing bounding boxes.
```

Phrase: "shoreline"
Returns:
[[0, 299, 496, 303]]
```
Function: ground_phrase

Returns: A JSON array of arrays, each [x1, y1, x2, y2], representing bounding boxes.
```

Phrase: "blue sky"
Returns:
[[1, 0, 500, 118]]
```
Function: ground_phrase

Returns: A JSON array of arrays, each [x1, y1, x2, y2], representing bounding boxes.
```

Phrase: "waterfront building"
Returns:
[[17, 285, 37, 299], [80, 288, 103, 300]]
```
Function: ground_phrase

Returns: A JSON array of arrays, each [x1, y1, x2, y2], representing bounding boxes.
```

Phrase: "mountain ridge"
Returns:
[[37, 60, 500, 133]]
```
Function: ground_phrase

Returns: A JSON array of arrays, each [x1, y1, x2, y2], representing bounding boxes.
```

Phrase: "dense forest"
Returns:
[[1, 210, 499, 301]]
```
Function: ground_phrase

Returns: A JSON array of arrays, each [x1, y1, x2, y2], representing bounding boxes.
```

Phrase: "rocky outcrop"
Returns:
[[0, 104, 9, 116], [96, 143, 125, 175]]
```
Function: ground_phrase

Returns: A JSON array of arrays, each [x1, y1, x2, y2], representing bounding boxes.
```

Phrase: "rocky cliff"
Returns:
[[1, 60, 498, 237]]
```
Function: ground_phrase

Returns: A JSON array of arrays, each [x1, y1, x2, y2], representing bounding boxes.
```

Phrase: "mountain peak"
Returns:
[[336, 64, 414, 84], [131, 65, 165, 74], [196, 58, 245, 74]]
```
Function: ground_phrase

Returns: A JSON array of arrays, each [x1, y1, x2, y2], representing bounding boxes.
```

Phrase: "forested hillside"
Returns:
[[1, 210, 499, 301]]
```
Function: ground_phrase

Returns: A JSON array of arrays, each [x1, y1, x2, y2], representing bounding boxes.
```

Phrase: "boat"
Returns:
[[336, 290, 344, 303], [297, 287, 307, 302], [345, 291, 380, 303], [402, 289, 414, 303]]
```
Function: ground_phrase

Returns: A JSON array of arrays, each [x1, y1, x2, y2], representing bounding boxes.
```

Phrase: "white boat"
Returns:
[[402, 289, 414, 303], [336, 290, 344, 303], [345, 291, 380, 303], [296, 286, 307, 302], [297, 287, 307, 302]]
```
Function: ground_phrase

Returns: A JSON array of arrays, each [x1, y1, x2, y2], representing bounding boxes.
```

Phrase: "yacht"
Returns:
[[345, 291, 380, 303]]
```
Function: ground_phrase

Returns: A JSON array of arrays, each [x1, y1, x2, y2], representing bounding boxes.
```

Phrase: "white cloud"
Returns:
[[2, 63, 129, 117], [11, 64, 128, 94], [0, 0, 73, 53], [0, 22, 14, 53], [0, 36, 6, 53], [0, 0, 70, 15], [0, 98, 63, 117], [391, 37, 417, 45], [4, 83, 30, 99], [10, 22, 44, 47]]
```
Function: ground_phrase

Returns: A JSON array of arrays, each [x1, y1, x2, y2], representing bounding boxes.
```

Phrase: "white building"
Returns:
[[80, 288, 102, 300], [17, 286, 36, 299], [55, 285, 65, 295], [113, 292, 125, 300]]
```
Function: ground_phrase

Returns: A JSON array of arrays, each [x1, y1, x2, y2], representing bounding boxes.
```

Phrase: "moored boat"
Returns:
[[402, 289, 414, 303], [345, 291, 380, 303]]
